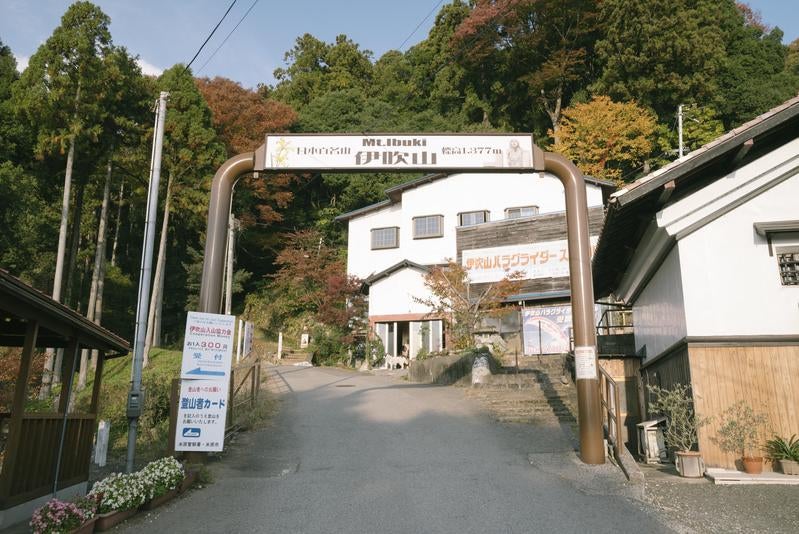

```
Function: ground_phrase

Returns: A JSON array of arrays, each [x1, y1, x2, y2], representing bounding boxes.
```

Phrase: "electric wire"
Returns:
[[184, 0, 238, 73], [197, 0, 261, 74], [398, 0, 444, 51]]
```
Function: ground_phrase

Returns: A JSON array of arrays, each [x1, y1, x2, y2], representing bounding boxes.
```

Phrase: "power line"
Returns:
[[197, 0, 261, 74], [398, 0, 444, 51], [184, 0, 238, 73]]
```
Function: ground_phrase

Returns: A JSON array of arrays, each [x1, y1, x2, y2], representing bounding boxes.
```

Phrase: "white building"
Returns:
[[337, 172, 613, 360], [592, 95, 799, 469]]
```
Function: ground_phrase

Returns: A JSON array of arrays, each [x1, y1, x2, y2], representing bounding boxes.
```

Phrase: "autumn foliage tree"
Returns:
[[551, 96, 657, 183], [415, 261, 522, 350]]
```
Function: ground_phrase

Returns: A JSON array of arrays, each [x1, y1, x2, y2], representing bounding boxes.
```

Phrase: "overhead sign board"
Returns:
[[180, 312, 235, 380], [174, 379, 229, 452], [257, 134, 541, 172], [462, 237, 599, 283]]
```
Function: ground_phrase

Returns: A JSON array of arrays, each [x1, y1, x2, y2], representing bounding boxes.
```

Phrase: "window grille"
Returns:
[[777, 248, 799, 285]]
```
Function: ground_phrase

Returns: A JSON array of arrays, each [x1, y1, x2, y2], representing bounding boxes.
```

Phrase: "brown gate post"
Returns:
[[198, 138, 604, 465]]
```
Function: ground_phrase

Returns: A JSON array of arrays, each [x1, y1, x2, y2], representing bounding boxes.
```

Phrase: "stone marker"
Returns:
[[472, 355, 491, 386], [95, 420, 110, 467]]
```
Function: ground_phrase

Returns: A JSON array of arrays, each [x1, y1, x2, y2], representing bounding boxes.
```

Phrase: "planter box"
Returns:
[[141, 487, 180, 511], [179, 470, 198, 493], [69, 516, 97, 534], [779, 459, 799, 475], [94, 507, 138, 532]]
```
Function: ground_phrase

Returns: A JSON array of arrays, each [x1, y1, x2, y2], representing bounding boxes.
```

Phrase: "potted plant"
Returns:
[[647, 384, 710, 477], [30, 496, 96, 534], [765, 434, 799, 475], [89, 472, 147, 531], [139, 456, 186, 510], [712, 401, 769, 474]]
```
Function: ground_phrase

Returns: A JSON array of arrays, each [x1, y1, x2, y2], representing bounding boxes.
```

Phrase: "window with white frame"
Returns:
[[459, 210, 488, 226], [777, 247, 799, 286], [371, 227, 399, 249], [506, 205, 539, 219], [413, 215, 443, 239]]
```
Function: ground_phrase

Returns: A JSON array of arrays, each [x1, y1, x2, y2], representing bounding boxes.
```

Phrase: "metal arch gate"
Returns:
[[196, 133, 605, 465]]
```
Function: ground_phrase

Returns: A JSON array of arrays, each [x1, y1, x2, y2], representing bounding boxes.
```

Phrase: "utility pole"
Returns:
[[678, 104, 685, 160], [126, 91, 168, 473]]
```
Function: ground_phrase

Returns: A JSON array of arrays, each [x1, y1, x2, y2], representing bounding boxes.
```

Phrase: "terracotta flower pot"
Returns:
[[94, 507, 138, 532], [141, 487, 180, 511], [742, 456, 764, 474]]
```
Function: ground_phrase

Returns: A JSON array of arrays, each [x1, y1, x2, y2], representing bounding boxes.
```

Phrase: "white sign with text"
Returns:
[[462, 236, 599, 283], [174, 379, 229, 452], [260, 134, 536, 172], [180, 312, 235, 380]]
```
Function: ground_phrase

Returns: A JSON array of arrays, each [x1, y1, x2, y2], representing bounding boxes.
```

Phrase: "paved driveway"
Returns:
[[122, 366, 670, 533]]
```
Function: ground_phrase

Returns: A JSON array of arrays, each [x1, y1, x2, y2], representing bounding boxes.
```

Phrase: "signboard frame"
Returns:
[[255, 133, 544, 174]]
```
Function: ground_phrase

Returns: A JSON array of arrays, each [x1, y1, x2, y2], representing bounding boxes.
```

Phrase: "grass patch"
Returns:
[[74, 348, 182, 462]]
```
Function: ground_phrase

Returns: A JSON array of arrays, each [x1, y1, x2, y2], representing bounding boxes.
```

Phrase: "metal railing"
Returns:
[[596, 307, 634, 336], [598, 365, 626, 475]]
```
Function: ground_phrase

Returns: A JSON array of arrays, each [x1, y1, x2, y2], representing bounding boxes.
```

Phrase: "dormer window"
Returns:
[[459, 210, 488, 226], [506, 205, 539, 219]]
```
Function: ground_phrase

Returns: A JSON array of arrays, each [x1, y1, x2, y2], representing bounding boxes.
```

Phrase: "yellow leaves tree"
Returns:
[[551, 95, 657, 183]]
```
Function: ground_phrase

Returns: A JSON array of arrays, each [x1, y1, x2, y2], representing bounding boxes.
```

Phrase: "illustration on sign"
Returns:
[[181, 312, 235, 380], [174, 379, 229, 452], [523, 305, 573, 355]]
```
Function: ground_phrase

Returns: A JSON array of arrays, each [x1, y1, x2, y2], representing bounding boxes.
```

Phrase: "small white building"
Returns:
[[592, 95, 799, 469], [337, 172, 613, 360]]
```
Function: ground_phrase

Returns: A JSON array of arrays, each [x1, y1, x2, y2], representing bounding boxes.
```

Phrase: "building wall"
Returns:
[[678, 174, 799, 337], [632, 247, 687, 359], [368, 268, 433, 317], [346, 172, 605, 280], [689, 343, 799, 470]]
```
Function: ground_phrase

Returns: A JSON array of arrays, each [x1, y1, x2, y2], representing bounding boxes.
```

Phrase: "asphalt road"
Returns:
[[122, 366, 671, 533]]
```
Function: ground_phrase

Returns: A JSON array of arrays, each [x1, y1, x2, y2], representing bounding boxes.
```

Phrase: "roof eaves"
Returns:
[[335, 199, 392, 222]]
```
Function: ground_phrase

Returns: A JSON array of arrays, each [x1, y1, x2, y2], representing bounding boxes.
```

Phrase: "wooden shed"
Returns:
[[0, 268, 129, 526]]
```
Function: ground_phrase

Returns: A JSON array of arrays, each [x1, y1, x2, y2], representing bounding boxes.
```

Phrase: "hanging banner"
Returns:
[[180, 312, 235, 380], [462, 236, 599, 283], [257, 134, 540, 172], [174, 379, 229, 452]]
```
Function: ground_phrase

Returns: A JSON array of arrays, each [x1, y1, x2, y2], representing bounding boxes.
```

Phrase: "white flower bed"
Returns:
[[89, 456, 185, 513]]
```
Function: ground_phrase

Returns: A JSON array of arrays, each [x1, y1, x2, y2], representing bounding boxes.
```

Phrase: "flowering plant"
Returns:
[[30, 496, 95, 534], [139, 457, 185, 499], [88, 472, 147, 513]]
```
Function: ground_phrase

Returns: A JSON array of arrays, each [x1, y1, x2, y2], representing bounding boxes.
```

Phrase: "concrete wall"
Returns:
[[368, 267, 433, 317]]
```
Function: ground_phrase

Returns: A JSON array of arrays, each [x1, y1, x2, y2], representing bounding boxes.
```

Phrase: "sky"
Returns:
[[1, 0, 798, 90]]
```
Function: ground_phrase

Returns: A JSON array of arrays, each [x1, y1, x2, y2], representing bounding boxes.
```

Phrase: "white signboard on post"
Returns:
[[461, 236, 599, 284], [258, 134, 538, 172], [181, 312, 235, 380], [174, 379, 229, 452]]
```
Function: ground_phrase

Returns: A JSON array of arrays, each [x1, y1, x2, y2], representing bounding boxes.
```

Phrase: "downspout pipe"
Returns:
[[198, 152, 254, 313], [542, 151, 604, 465]]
